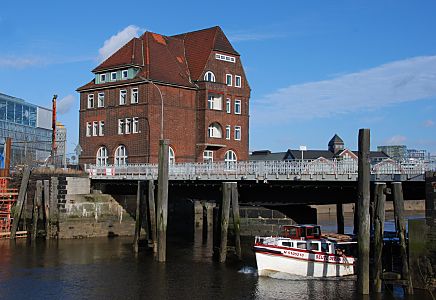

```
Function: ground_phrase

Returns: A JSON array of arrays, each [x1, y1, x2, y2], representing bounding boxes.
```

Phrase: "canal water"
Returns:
[[0, 212, 431, 299]]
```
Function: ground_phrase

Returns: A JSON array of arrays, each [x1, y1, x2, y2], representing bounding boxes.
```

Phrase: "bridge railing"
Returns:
[[86, 158, 434, 179]]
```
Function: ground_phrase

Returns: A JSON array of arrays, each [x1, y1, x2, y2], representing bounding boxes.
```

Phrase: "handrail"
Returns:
[[85, 158, 435, 179]]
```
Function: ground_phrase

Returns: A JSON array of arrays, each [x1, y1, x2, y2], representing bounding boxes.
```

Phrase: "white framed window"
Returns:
[[86, 122, 91, 137], [87, 94, 94, 109], [111, 72, 117, 81], [224, 150, 237, 170], [226, 125, 231, 140], [92, 121, 98, 136], [234, 99, 241, 114], [203, 150, 213, 163], [215, 53, 236, 63], [204, 71, 216, 82], [132, 117, 139, 133], [131, 88, 138, 104], [169, 146, 175, 165], [234, 126, 241, 141], [235, 75, 241, 88], [226, 98, 231, 113], [96, 147, 108, 166], [99, 121, 104, 136], [100, 74, 106, 82], [98, 92, 105, 107], [207, 94, 222, 110], [122, 70, 128, 79], [118, 119, 125, 135], [114, 145, 127, 166], [226, 74, 232, 86], [208, 122, 222, 138], [125, 118, 132, 134], [119, 90, 127, 105]]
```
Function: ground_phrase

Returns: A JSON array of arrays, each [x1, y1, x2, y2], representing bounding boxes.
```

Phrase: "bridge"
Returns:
[[86, 158, 435, 182]]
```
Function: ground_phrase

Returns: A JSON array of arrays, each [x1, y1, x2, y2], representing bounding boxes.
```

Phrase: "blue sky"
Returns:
[[0, 1, 435, 155]]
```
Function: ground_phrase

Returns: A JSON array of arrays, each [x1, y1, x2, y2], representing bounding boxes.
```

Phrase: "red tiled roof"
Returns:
[[173, 26, 239, 81], [93, 38, 144, 72], [84, 26, 237, 89]]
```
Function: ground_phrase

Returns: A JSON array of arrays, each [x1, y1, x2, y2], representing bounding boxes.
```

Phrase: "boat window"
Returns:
[[297, 242, 306, 249], [321, 242, 329, 253], [282, 242, 293, 247], [309, 242, 319, 251]]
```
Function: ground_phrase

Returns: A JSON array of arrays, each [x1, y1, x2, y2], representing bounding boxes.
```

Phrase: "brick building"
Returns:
[[77, 26, 250, 166]]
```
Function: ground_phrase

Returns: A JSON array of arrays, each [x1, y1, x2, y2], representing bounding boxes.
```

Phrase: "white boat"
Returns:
[[254, 225, 356, 277]]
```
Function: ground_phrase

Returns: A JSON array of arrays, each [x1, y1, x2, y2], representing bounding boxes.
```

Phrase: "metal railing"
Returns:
[[86, 158, 436, 180]]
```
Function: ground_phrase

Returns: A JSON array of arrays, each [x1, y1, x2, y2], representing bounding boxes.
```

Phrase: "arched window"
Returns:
[[96, 146, 108, 166], [208, 122, 222, 138], [169, 146, 175, 165], [224, 150, 237, 170], [204, 71, 216, 82], [114, 145, 128, 165]]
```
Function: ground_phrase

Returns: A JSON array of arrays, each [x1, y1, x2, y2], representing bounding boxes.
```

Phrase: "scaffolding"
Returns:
[[0, 177, 22, 238]]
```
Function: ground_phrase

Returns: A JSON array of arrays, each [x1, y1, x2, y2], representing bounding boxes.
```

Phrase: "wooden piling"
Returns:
[[219, 182, 232, 263], [336, 202, 344, 234], [373, 182, 386, 293], [230, 183, 241, 260], [392, 182, 414, 294], [133, 181, 142, 253], [43, 180, 50, 239], [156, 139, 169, 262], [10, 166, 31, 239], [147, 180, 157, 253], [357, 128, 370, 295], [32, 181, 42, 241]]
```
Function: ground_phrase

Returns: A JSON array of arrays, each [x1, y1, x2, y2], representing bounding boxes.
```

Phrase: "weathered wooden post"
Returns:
[[219, 182, 232, 262], [336, 202, 344, 234], [147, 180, 157, 253], [32, 181, 42, 241], [231, 183, 241, 260], [392, 182, 413, 294], [157, 139, 169, 262], [373, 182, 386, 293], [43, 180, 50, 239], [133, 181, 142, 253], [357, 128, 370, 295], [10, 166, 31, 239]]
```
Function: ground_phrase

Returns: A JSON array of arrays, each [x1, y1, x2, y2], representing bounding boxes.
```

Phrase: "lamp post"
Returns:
[[142, 77, 169, 262]]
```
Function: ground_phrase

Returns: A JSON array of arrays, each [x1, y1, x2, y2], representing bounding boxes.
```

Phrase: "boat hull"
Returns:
[[255, 247, 355, 277]]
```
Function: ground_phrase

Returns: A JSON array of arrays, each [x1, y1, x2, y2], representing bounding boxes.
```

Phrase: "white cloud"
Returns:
[[0, 56, 45, 68], [424, 120, 434, 127], [253, 55, 436, 123], [57, 95, 76, 115], [385, 135, 407, 145], [98, 25, 141, 62]]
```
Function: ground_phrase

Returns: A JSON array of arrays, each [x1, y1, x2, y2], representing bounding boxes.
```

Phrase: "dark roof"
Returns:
[[250, 148, 391, 161], [250, 150, 288, 161], [79, 26, 237, 91], [288, 150, 335, 160], [328, 134, 344, 146]]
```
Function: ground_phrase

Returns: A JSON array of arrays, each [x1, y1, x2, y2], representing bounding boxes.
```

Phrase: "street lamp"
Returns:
[[140, 77, 168, 262]]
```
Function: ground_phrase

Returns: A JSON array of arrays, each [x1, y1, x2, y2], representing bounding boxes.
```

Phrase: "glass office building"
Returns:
[[0, 93, 52, 167]]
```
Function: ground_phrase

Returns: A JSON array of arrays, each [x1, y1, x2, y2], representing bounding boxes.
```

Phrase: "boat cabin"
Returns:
[[281, 225, 321, 240]]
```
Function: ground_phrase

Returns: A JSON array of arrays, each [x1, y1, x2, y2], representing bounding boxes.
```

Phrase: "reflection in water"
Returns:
[[0, 216, 431, 299]]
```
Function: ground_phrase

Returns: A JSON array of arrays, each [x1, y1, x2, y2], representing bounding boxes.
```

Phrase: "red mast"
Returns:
[[52, 95, 57, 164]]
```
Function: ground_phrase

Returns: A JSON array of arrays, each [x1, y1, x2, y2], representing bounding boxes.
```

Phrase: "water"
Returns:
[[0, 213, 431, 299]]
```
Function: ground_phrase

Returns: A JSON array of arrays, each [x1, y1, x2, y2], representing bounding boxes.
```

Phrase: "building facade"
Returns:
[[377, 145, 407, 160], [0, 93, 52, 167], [55, 121, 67, 167], [77, 26, 250, 166]]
